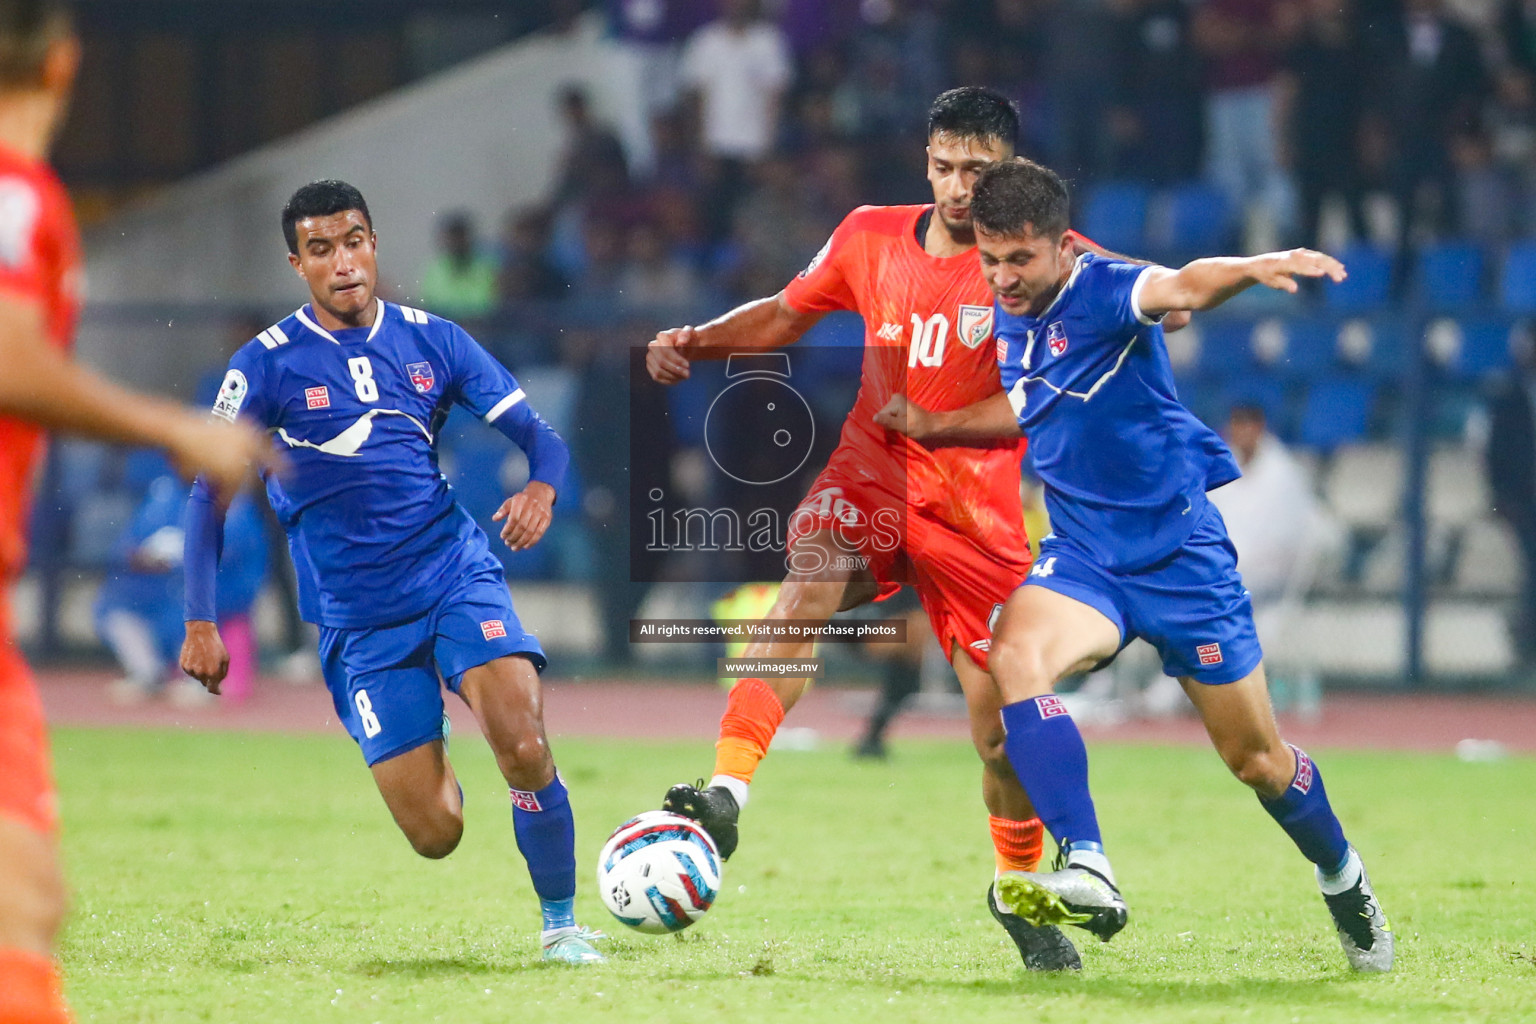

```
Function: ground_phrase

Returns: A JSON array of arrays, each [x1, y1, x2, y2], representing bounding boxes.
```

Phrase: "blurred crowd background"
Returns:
[[20, 0, 1536, 699]]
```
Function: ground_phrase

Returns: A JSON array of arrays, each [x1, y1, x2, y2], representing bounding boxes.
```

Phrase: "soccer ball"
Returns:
[[596, 810, 723, 934]]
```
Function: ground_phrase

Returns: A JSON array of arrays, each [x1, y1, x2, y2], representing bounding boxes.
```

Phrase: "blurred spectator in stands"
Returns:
[[97, 465, 267, 706], [733, 154, 836, 297], [1485, 331, 1536, 665], [617, 219, 702, 311], [646, 108, 704, 194], [605, 0, 714, 124], [1210, 404, 1338, 715], [496, 206, 569, 303], [419, 212, 497, 318], [679, 0, 794, 243], [1487, 68, 1536, 235], [1279, 0, 1368, 250], [1502, 0, 1536, 72], [551, 84, 631, 210], [1106, 0, 1205, 185], [1193, 0, 1297, 249], [1453, 126, 1520, 245], [567, 218, 631, 309], [1365, 0, 1489, 259]]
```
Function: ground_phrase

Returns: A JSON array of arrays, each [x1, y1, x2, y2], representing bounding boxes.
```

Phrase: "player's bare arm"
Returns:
[[646, 293, 822, 384], [1137, 249, 1348, 316], [874, 391, 1022, 444], [494, 480, 556, 551], [0, 298, 280, 499]]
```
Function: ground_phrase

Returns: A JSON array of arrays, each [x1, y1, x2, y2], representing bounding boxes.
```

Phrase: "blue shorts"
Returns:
[[1023, 506, 1262, 685], [318, 564, 546, 765]]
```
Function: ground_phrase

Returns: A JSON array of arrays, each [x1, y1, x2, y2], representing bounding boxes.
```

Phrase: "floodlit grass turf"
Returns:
[[52, 726, 1536, 1024]]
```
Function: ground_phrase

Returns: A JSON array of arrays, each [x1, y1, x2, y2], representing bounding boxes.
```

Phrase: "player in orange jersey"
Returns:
[[645, 87, 1158, 972], [0, 5, 274, 1020]]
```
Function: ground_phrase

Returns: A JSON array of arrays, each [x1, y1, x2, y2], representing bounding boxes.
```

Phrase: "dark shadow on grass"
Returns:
[[351, 957, 535, 978]]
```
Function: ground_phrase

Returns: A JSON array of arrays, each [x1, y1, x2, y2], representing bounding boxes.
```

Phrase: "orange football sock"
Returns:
[[0, 948, 71, 1024], [713, 678, 786, 784], [990, 815, 1045, 874]]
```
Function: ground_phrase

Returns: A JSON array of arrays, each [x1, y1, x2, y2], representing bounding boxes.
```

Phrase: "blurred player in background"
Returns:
[[0, 3, 275, 1020], [178, 181, 604, 965], [877, 159, 1392, 972], [648, 86, 1125, 973]]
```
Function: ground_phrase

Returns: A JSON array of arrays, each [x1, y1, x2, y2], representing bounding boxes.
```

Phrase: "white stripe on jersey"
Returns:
[[293, 298, 385, 344], [483, 388, 526, 424], [399, 305, 428, 325], [256, 326, 288, 349]]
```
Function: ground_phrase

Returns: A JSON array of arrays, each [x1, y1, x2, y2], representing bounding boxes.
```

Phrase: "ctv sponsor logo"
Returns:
[[1290, 746, 1315, 794], [1196, 642, 1223, 665], [481, 620, 507, 640], [1037, 695, 1069, 719], [305, 386, 330, 410], [510, 787, 543, 811]]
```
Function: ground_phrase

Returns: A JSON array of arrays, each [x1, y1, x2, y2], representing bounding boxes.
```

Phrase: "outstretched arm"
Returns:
[[873, 392, 1022, 444], [646, 293, 824, 384], [1136, 248, 1346, 317], [180, 476, 230, 693], [0, 299, 280, 500]]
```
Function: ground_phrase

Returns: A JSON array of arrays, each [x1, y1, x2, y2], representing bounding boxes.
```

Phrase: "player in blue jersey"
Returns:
[[875, 159, 1392, 972], [178, 180, 605, 965]]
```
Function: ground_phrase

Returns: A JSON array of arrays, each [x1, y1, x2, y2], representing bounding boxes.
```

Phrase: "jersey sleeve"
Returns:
[[1092, 258, 1166, 333], [209, 344, 274, 428], [440, 321, 570, 491], [781, 208, 867, 314], [0, 174, 48, 304]]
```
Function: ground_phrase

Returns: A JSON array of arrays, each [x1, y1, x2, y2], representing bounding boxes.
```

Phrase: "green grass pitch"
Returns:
[[52, 726, 1536, 1023]]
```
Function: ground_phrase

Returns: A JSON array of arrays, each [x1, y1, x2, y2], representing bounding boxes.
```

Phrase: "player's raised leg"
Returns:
[[458, 654, 602, 964], [951, 645, 1082, 971], [663, 528, 873, 859], [1180, 665, 1393, 971], [986, 582, 1130, 941]]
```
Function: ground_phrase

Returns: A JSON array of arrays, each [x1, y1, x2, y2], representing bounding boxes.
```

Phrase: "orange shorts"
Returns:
[[0, 643, 57, 834], [788, 448, 1031, 671]]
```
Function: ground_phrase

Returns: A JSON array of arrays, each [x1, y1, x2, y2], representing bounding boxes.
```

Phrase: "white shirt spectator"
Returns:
[[679, 18, 792, 160], [1210, 431, 1332, 601]]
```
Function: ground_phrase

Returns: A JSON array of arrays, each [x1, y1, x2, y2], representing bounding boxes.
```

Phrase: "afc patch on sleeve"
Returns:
[[211, 369, 249, 423], [0, 177, 41, 269], [797, 236, 831, 278]]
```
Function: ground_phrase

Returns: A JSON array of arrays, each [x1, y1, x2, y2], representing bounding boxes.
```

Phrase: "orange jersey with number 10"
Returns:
[[782, 204, 1029, 558]]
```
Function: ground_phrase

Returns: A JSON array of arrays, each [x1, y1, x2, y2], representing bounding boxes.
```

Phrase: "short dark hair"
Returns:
[[971, 159, 1070, 240], [0, 0, 72, 86], [281, 179, 372, 255], [926, 86, 1019, 149]]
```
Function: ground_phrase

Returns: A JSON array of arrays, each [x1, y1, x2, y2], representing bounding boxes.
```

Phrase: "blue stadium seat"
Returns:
[[1298, 378, 1376, 449], [1453, 317, 1513, 378], [1273, 318, 1337, 379], [1078, 182, 1151, 256], [1415, 240, 1483, 309], [1364, 317, 1412, 379], [1161, 181, 1235, 257], [1219, 374, 1290, 436], [1191, 318, 1256, 376], [1326, 244, 1393, 312], [1500, 241, 1536, 313]]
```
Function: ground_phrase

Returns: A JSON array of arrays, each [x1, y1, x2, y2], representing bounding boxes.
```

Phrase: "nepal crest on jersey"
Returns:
[[957, 304, 994, 349], [1047, 321, 1069, 357], [406, 361, 434, 393]]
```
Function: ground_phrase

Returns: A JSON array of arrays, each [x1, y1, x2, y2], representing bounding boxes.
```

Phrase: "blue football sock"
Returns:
[[540, 896, 576, 934], [999, 696, 1103, 850], [512, 773, 577, 903], [1258, 746, 1349, 871]]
